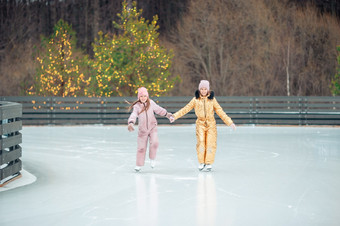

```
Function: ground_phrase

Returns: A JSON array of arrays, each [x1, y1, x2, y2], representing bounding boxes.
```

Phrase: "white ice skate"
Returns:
[[198, 163, 205, 171], [150, 160, 155, 169], [134, 166, 141, 172], [206, 164, 212, 171]]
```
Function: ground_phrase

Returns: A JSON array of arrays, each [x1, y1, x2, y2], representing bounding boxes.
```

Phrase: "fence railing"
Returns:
[[0, 101, 22, 186], [1, 96, 340, 125]]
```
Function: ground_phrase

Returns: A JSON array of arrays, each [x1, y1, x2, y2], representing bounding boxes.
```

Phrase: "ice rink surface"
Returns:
[[1, 125, 340, 226]]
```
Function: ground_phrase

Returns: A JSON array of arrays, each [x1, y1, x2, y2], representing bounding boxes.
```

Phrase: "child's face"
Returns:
[[200, 87, 208, 96], [139, 95, 148, 103]]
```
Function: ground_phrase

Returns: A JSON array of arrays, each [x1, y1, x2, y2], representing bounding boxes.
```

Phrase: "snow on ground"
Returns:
[[0, 170, 36, 192], [0, 125, 340, 226]]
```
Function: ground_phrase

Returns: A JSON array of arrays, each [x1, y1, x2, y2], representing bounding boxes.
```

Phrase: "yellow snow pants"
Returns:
[[196, 120, 217, 164]]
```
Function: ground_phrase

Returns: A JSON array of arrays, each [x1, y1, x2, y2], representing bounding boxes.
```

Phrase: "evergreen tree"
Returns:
[[28, 19, 91, 97], [331, 46, 340, 95], [90, 0, 177, 97]]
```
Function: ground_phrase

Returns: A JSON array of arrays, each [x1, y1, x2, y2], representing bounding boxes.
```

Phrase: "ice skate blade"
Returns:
[[198, 164, 206, 171], [205, 164, 212, 172], [150, 160, 155, 169]]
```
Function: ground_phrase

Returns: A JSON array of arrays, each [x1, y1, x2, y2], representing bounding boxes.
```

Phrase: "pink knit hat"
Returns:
[[137, 87, 149, 98], [198, 80, 210, 91]]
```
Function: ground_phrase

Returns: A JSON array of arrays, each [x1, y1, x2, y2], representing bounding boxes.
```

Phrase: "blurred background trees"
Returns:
[[168, 0, 340, 96], [90, 1, 176, 97], [331, 46, 340, 95], [28, 19, 91, 97], [0, 0, 339, 96]]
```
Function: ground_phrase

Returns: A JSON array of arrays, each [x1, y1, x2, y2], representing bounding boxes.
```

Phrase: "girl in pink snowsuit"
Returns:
[[128, 87, 173, 172]]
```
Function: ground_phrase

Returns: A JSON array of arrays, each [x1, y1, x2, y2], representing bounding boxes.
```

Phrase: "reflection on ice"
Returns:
[[0, 125, 340, 226], [135, 174, 159, 226], [197, 173, 216, 226]]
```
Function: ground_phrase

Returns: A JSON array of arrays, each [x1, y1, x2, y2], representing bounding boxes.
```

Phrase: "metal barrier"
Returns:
[[0, 101, 22, 186], [0, 96, 339, 125]]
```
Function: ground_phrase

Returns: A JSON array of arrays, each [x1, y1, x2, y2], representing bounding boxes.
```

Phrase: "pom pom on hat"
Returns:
[[198, 80, 210, 91], [137, 87, 149, 98]]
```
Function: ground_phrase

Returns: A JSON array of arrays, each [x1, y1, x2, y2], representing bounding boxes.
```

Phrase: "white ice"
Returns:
[[1, 125, 340, 226]]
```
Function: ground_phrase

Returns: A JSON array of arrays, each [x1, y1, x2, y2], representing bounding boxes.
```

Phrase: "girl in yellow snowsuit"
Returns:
[[172, 80, 236, 171]]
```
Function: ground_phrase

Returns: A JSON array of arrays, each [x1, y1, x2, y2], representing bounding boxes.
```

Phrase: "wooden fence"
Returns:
[[0, 96, 340, 125], [0, 101, 22, 186]]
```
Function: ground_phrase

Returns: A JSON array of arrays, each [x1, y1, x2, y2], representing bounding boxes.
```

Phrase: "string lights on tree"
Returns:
[[90, 0, 178, 97]]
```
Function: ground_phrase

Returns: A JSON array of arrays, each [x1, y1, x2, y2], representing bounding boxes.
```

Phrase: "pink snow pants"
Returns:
[[136, 126, 159, 166]]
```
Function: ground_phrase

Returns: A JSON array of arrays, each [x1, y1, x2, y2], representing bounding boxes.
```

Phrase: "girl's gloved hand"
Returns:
[[166, 112, 175, 123], [166, 112, 173, 119], [128, 123, 134, 132], [230, 123, 236, 130]]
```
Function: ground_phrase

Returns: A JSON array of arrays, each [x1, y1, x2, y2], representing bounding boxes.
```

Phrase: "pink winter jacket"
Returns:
[[128, 99, 167, 131]]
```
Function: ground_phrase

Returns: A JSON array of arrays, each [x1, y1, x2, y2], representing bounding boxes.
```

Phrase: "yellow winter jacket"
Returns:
[[173, 91, 233, 126]]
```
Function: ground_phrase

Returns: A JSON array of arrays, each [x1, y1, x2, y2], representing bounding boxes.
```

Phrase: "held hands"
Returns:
[[128, 123, 134, 132], [166, 112, 175, 123], [230, 123, 236, 130]]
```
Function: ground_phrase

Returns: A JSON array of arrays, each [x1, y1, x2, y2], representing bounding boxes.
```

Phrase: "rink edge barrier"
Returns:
[[0, 96, 340, 126], [0, 101, 22, 185]]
